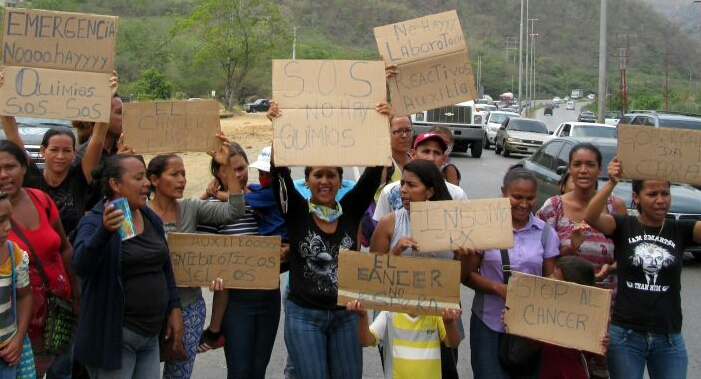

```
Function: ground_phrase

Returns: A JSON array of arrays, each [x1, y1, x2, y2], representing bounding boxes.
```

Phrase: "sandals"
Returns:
[[197, 328, 225, 353]]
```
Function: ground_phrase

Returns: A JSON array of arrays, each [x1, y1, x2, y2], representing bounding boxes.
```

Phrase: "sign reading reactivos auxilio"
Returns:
[[374, 10, 477, 116], [271, 59, 391, 166]]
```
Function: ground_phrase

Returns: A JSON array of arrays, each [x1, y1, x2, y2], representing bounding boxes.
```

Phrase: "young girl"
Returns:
[[0, 192, 33, 376], [539, 256, 609, 379]]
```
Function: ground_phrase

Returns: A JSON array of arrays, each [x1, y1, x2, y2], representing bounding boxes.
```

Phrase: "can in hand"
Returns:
[[109, 197, 136, 240]]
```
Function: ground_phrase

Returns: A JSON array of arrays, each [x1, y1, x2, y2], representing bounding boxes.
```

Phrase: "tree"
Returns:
[[174, 0, 291, 110], [136, 68, 173, 100]]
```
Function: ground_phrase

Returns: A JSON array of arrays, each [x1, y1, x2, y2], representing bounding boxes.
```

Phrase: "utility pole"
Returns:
[[531, 32, 538, 101], [597, 0, 607, 123], [292, 26, 298, 59], [504, 36, 518, 63], [616, 34, 636, 112], [518, 0, 524, 114], [665, 47, 670, 111]]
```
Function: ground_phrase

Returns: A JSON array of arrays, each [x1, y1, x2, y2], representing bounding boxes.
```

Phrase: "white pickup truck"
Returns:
[[410, 100, 486, 158]]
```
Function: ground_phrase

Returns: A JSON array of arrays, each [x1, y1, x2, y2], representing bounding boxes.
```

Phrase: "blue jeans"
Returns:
[[284, 298, 362, 379], [221, 289, 281, 379], [163, 296, 206, 379], [470, 312, 539, 379], [607, 324, 688, 379], [86, 327, 160, 379], [0, 360, 16, 379]]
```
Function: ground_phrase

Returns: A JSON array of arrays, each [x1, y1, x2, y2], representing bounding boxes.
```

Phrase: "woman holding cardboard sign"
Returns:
[[462, 167, 560, 379], [267, 100, 390, 378], [145, 132, 245, 379], [584, 156, 701, 379], [369, 158, 470, 379]]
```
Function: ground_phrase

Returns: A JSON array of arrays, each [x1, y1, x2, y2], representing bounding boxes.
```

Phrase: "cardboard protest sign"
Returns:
[[337, 250, 460, 316], [503, 272, 612, 355], [617, 124, 701, 186], [122, 100, 221, 154], [167, 233, 281, 290], [410, 198, 514, 252], [271, 59, 391, 166], [0, 8, 117, 121], [0, 66, 113, 121], [374, 10, 477, 116], [2, 8, 117, 72]]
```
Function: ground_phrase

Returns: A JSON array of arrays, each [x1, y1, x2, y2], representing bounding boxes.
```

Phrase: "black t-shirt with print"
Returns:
[[609, 214, 695, 333]]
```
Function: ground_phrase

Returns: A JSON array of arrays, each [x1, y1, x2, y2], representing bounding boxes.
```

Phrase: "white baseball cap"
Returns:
[[249, 146, 271, 172]]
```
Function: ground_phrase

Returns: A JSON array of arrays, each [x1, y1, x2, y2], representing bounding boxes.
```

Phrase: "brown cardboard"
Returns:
[[271, 59, 391, 166], [2, 8, 117, 73], [167, 232, 281, 290], [617, 124, 701, 185], [0, 65, 112, 122], [503, 272, 612, 355], [410, 198, 514, 252], [337, 250, 460, 316], [122, 100, 221, 154], [374, 10, 477, 116]]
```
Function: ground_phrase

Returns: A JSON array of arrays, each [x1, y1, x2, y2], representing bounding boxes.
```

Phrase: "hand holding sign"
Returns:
[[607, 156, 623, 184]]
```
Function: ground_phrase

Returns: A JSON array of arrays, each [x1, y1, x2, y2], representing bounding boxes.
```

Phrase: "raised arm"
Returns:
[[82, 72, 118, 183], [1, 116, 29, 165], [584, 156, 621, 236]]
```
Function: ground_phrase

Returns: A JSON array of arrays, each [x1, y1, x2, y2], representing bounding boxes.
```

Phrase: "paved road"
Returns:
[[191, 102, 701, 377]]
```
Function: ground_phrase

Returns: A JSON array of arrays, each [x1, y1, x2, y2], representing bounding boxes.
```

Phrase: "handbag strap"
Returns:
[[8, 242, 17, 322], [10, 220, 50, 291], [499, 249, 511, 284]]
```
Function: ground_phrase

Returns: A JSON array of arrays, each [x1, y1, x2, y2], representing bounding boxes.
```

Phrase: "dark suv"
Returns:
[[243, 98, 270, 113], [0, 117, 74, 168]]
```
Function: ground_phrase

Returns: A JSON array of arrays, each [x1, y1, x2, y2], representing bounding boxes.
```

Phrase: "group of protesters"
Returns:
[[0, 63, 699, 379]]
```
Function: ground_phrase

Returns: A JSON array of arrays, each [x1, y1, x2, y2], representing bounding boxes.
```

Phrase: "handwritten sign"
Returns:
[[617, 124, 701, 186], [122, 100, 221, 154], [271, 59, 391, 166], [2, 8, 117, 72], [503, 272, 612, 354], [167, 232, 281, 290], [410, 199, 514, 252], [374, 10, 477, 116], [0, 8, 117, 122], [337, 250, 460, 316]]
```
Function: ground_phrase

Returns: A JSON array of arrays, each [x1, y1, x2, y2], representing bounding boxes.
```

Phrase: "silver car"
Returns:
[[494, 117, 551, 157], [483, 111, 519, 149]]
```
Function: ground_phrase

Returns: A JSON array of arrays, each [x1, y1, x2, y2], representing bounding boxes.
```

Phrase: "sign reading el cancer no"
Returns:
[[271, 59, 391, 166], [617, 124, 701, 186], [167, 233, 281, 290], [503, 272, 612, 354], [337, 250, 460, 316], [0, 8, 117, 122], [374, 10, 478, 117]]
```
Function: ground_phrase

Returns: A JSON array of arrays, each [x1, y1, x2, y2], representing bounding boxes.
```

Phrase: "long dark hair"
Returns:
[[569, 142, 602, 168], [0, 140, 28, 168], [41, 128, 77, 149], [503, 165, 537, 189], [402, 160, 451, 201], [210, 142, 248, 190], [556, 256, 595, 286], [631, 179, 670, 213]]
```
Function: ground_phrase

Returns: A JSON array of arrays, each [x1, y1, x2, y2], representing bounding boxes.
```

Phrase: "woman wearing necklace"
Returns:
[[145, 133, 244, 379], [267, 101, 390, 378], [584, 156, 701, 379]]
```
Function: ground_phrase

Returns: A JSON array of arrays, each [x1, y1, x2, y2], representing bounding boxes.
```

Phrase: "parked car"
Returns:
[[243, 98, 270, 113], [578, 110, 596, 123], [549, 122, 616, 140], [587, 94, 595, 101], [565, 101, 575, 110], [543, 105, 554, 116], [516, 136, 701, 257], [494, 117, 551, 157], [604, 110, 622, 126], [483, 110, 519, 149], [0, 117, 74, 169]]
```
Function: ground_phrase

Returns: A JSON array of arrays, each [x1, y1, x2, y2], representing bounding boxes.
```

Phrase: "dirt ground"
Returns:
[[143, 112, 273, 199]]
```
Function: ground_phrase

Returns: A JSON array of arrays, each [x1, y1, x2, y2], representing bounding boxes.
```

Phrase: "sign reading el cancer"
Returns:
[[271, 59, 391, 166], [410, 198, 514, 252], [167, 233, 281, 290], [374, 10, 477, 117], [617, 124, 701, 186], [0, 8, 117, 122], [122, 100, 221, 154], [337, 250, 460, 316], [503, 272, 612, 355]]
